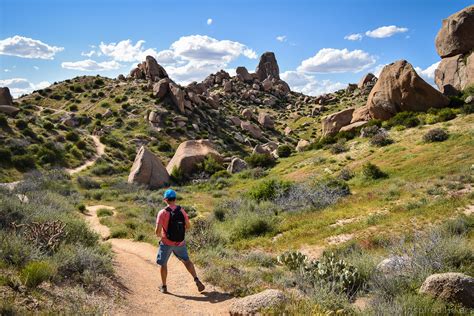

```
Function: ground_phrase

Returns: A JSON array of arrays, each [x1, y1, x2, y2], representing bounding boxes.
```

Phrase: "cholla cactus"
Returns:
[[277, 251, 308, 271], [12, 220, 67, 253]]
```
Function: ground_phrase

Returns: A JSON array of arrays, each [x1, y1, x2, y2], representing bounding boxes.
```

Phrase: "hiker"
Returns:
[[155, 189, 205, 294]]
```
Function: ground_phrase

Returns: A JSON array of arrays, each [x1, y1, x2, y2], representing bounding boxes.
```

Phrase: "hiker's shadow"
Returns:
[[167, 290, 233, 303]]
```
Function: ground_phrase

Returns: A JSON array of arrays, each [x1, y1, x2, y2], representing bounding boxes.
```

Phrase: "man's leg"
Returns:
[[156, 242, 172, 292], [183, 259, 197, 278], [160, 264, 168, 286], [174, 246, 205, 292]]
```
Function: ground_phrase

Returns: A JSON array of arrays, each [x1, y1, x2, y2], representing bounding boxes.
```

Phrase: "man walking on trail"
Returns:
[[155, 189, 205, 294]]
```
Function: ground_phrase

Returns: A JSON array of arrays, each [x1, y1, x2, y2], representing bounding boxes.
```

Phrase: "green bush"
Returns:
[[12, 154, 36, 171], [423, 128, 449, 142], [462, 102, 474, 114], [277, 145, 292, 158], [329, 142, 347, 154], [170, 166, 187, 185], [0, 114, 8, 127], [386, 112, 420, 128], [187, 218, 221, 252], [0, 148, 12, 165], [97, 208, 113, 217], [65, 131, 79, 142], [78, 204, 86, 213], [68, 104, 78, 112], [362, 162, 388, 180], [199, 156, 224, 175], [77, 176, 100, 189], [157, 141, 172, 152], [211, 170, 231, 180], [91, 162, 118, 176], [43, 121, 54, 130], [245, 153, 275, 169], [370, 133, 394, 147], [15, 119, 28, 130], [0, 233, 41, 267], [110, 227, 128, 238], [247, 179, 292, 201], [436, 108, 456, 122], [229, 211, 276, 240], [20, 260, 55, 289]]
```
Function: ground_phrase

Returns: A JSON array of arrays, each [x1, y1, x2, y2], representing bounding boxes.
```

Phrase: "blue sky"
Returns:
[[0, 0, 471, 97]]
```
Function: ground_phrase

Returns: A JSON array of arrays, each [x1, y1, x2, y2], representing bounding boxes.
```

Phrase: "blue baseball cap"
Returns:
[[163, 189, 177, 199]]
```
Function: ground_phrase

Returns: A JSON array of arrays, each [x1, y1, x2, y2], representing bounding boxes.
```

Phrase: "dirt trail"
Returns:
[[85, 205, 235, 315], [67, 135, 105, 175]]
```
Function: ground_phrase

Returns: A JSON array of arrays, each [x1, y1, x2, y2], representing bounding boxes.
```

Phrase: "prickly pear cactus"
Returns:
[[277, 251, 308, 271]]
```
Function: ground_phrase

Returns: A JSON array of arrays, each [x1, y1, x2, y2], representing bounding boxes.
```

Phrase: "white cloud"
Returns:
[[170, 35, 257, 62], [365, 25, 408, 38], [0, 78, 50, 97], [415, 61, 440, 85], [207, 18, 213, 25], [61, 59, 122, 71], [344, 33, 363, 41], [281, 71, 345, 96], [297, 48, 376, 73], [4, 69, 10, 72], [81, 50, 100, 57], [0, 35, 63, 59], [99, 39, 158, 62], [276, 35, 287, 42], [33, 66, 39, 70]]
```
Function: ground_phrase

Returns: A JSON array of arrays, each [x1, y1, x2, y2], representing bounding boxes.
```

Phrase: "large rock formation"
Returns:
[[419, 272, 474, 308], [435, 6, 474, 95], [255, 52, 280, 81], [366, 60, 449, 120], [241, 121, 263, 139], [435, 5, 474, 58], [258, 112, 274, 129], [169, 83, 186, 114], [129, 56, 169, 82], [152, 78, 171, 99], [166, 140, 222, 175], [229, 289, 286, 315], [236, 66, 253, 82], [128, 146, 170, 189], [322, 108, 355, 136], [0, 87, 13, 105], [435, 54, 474, 95]]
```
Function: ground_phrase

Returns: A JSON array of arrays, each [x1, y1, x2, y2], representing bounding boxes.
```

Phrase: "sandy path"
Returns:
[[67, 135, 105, 175], [85, 205, 235, 315]]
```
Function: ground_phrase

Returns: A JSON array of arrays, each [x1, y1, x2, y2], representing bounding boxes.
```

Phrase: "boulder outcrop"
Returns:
[[322, 108, 355, 136], [227, 157, 247, 174], [419, 272, 474, 308], [166, 140, 222, 175], [128, 146, 169, 189], [435, 5, 474, 58], [255, 52, 280, 81], [367, 60, 449, 120], [229, 289, 286, 315], [129, 56, 169, 82], [0, 87, 13, 105]]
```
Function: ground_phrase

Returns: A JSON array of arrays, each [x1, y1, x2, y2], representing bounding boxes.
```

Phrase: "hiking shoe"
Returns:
[[160, 285, 168, 293], [195, 279, 205, 292]]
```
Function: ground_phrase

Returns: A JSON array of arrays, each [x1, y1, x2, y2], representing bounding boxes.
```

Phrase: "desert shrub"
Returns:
[[187, 218, 221, 251], [198, 156, 224, 176], [43, 121, 54, 130], [100, 102, 110, 108], [247, 179, 292, 201], [0, 114, 9, 127], [362, 163, 387, 180], [360, 125, 381, 138], [94, 78, 104, 86], [75, 139, 87, 150], [274, 179, 350, 211], [435, 108, 456, 122], [37, 142, 65, 165], [423, 128, 449, 142], [277, 145, 292, 158], [69, 104, 78, 112], [237, 167, 267, 179], [97, 208, 113, 217], [91, 162, 118, 176], [110, 227, 128, 238], [211, 170, 231, 180], [65, 131, 79, 142], [338, 168, 354, 181], [21, 127, 37, 139], [114, 95, 128, 103], [77, 176, 100, 189], [78, 204, 86, 213], [70, 146, 83, 159], [170, 166, 187, 185], [20, 260, 55, 288], [370, 133, 394, 147], [54, 244, 112, 280], [329, 142, 347, 154], [245, 153, 275, 169], [0, 232, 42, 267], [12, 154, 36, 171], [63, 218, 99, 247], [386, 111, 420, 128], [462, 102, 474, 114], [228, 210, 276, 240], [157, 141, 172, 152], [0, 148, 12, 165], [15, 119, 28, 130]]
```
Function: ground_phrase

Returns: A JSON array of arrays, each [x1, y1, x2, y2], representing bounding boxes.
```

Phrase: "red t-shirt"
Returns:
[[156, 205, 189, 246]]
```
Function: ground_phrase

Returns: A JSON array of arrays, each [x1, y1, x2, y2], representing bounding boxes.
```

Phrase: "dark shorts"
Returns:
[[156, 242, 190, 266]]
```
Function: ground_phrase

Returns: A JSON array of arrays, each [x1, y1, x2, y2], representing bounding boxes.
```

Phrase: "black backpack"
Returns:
[[164, 206, 185, 242]]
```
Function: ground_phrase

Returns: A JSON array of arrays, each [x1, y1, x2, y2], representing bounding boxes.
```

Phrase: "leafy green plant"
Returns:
[[277, 145, 292, 158], [245, 153, 275, 169], [247, 179, 292, 201], [97, 208, 114, 217], [278, 251, 308, 271], [170, 166, 187, 185]]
